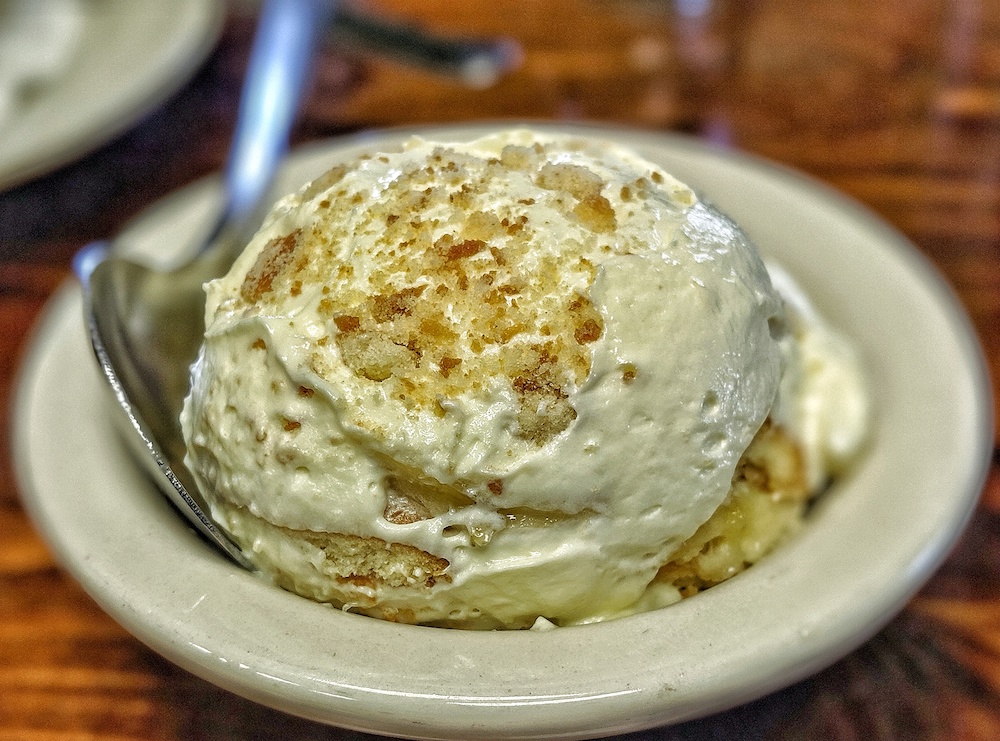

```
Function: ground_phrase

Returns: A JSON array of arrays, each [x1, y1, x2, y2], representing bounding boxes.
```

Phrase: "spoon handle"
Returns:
[[328, 9, 522, 89], [221, 0, 335, 238]]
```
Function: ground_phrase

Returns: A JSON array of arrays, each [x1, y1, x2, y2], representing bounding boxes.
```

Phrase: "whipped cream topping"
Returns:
[[181, 130, 867, 627], [768, 262, 870, 488]]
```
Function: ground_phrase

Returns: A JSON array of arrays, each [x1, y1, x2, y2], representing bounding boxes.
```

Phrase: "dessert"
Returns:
[[180, 129, 868, 629]]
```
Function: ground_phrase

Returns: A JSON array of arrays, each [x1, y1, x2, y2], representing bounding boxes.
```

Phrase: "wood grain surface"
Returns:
[[2, 1, 999, 738]]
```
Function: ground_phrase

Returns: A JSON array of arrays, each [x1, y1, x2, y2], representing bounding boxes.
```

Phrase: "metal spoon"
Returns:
[[73, 0, 333, 567]]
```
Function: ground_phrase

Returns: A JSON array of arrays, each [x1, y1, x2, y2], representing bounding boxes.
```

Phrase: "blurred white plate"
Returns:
[[0, 0, 224, 190], [13, 125, 994, 739]]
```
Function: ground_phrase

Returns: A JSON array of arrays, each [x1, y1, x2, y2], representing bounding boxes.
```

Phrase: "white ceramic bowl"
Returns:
[[14, 124, 993, 739]]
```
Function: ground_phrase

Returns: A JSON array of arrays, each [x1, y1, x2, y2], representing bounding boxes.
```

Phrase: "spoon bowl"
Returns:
[[75, 238, 250, 563], [74, 0, 332, 565]]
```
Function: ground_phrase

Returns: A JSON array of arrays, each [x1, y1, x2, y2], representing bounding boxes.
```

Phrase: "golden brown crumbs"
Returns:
[[498, 144, 534, 170], [333, 314, 361, 332], [439, 356, 462, 377], [574, 317, 603, 344], [536, 162, 604, 200], [574, 194, 617, 232], [442, 238, 486, 261], [512, 373, 577, 442], [337, 332, 420, 382], [371, 286, 426, 322], [240, 229, 303, 303]]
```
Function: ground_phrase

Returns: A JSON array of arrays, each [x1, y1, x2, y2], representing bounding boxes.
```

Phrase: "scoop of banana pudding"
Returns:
[[180, 129, 868, 629]]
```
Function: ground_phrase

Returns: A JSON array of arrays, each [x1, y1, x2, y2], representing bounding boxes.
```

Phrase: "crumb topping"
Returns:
[[233, 139, 669, 444], [241, 229, 303, 303]]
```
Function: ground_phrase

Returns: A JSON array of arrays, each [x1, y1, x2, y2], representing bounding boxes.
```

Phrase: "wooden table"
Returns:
[[3, 1, 999, 737]]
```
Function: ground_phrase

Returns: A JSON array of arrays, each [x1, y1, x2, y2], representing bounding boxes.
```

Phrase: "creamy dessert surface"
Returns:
[[181, 129, 869, 629]]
